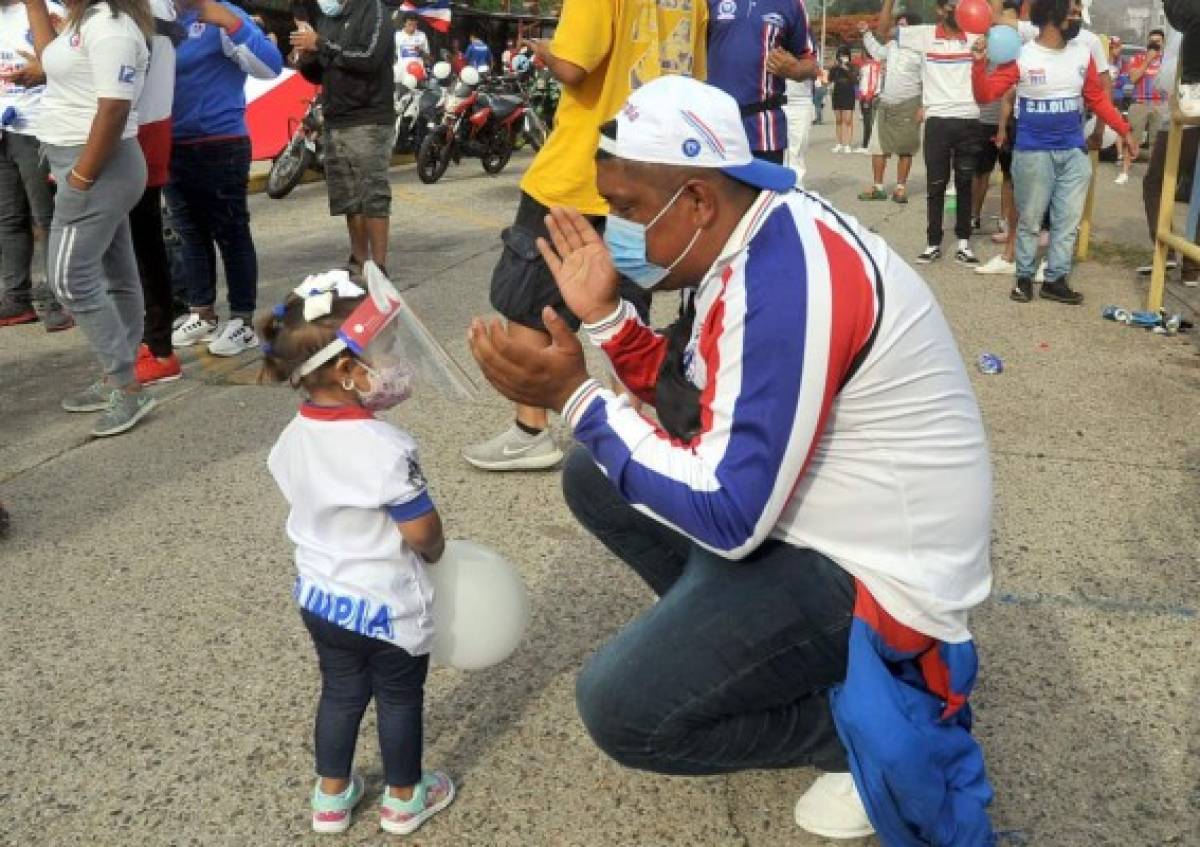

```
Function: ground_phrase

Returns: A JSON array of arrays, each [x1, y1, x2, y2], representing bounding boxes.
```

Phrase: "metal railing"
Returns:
[[1147, 81, 1200, 311]]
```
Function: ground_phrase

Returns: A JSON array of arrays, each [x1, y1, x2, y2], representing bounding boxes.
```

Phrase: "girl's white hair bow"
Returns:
[[292, 270, 365, 322]]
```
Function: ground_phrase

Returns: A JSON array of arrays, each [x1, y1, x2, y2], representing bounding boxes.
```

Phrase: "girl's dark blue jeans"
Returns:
[[301, 609, 428, 788], [561, 447, 854, 776]]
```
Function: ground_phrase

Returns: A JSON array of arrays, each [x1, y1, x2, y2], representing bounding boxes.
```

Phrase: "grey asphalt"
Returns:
[[0, 124, 1197, 847]]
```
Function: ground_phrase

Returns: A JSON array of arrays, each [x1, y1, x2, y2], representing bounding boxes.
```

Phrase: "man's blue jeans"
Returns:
[[1012, 147, 1092, 282], [163, 138, 258, 315], [561, 448, 853, 776]]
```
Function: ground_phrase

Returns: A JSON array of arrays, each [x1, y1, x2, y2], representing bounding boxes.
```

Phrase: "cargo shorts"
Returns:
[[324, 123, 394, 218]]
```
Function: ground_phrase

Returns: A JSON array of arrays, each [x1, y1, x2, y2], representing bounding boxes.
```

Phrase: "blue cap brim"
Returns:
[[721, 158, 798, 193]]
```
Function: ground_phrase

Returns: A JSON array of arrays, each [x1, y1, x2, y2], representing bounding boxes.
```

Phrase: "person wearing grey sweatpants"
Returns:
[[44, 138, 151, 431], [44, 138, 145, 381]]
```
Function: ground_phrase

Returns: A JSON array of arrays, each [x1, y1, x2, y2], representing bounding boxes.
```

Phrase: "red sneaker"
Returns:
[[0, 304, 37, 326], [136, 351, 182, 386]]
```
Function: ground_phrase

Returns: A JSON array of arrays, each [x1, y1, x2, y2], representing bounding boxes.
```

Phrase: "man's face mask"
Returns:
[[604, 183, 702, 290], [1063, 16, 1082, 40], [317, 0, 346, 17]]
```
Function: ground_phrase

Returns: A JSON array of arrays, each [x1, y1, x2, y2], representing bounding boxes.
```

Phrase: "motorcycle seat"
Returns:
[[488, 95, 524, 118]]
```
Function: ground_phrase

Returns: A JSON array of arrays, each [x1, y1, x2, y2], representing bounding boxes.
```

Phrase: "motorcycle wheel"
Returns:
[[266, 139, 315, 200], [481, 131, 513, 175], [417, 132, 452, 184]]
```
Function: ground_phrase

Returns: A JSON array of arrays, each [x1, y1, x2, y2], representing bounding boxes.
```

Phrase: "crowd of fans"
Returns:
[[0, 0, 1196, 439]]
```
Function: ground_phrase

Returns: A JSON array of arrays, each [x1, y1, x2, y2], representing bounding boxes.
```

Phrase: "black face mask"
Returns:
[[1148, 41, 1162, 51], [1063, 19, 1081, 40]]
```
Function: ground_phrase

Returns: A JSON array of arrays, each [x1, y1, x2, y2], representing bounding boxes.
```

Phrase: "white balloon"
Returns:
[[1084, 116, 1118, 150], [459, 66, 481, 86], [428, 540, 528, 670], [432, 61, 451, 80]]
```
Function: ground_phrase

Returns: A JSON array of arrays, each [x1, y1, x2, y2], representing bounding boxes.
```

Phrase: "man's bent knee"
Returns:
[[561, 446, 611, 532], [575, 646, 657, 769]]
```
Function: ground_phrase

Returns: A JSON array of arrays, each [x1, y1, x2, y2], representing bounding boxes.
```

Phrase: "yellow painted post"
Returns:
[[1076, 148, 1099, 261], [1148, 104, 1184, 312]]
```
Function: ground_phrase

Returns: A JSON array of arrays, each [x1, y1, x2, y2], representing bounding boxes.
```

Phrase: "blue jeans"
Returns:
[[1011, 147, 1092, 282], [301, 609, 428, 788], [561, 448, 854, 776], [163, 138, 257, 315]]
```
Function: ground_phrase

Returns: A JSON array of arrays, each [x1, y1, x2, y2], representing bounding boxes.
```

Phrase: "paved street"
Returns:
[[1, 122, 1197, 847]]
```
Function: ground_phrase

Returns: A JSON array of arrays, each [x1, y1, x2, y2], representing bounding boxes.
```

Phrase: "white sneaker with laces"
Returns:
[[1114, 172, 1129, 185], [975, 255, 1016, 275], [1178, 82, 1200, 118], [207, 318, 259, 357], [831, 144, 843, 153], [171, 313, 218, 347], [854, 146, 869, 154], [794, 773, 875, 839]]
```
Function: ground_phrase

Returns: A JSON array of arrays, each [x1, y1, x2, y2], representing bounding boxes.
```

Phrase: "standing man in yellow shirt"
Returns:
[[462, 0, 707, 472]]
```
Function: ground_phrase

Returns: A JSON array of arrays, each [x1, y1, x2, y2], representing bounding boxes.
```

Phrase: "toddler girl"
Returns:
[[260, 270, 454, 836]]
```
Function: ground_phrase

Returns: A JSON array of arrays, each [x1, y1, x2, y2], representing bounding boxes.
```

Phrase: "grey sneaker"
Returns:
[[41, 305, 75, 333], [91, 390, 156, 437], [462, 424, 564, 471], [62, 380, 114, 413]]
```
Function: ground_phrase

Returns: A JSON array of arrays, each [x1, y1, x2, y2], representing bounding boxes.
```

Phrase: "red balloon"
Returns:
[[954, 0, 992, 34], [406, 60, 426, 81]]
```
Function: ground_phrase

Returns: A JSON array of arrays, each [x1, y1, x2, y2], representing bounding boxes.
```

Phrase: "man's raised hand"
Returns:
[[467, 308, 589, 413], [536, 207, 620, 326]]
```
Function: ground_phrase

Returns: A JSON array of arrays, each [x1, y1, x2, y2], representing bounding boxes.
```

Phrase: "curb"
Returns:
[[247, 153, 416, 195]]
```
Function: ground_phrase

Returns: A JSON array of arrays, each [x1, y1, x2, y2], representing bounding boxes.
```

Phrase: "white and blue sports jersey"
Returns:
[[973, 40, 1128, 152], [564, 189, 993, 643], [268, 404, 437, 652], [707, 0, 811, 152]]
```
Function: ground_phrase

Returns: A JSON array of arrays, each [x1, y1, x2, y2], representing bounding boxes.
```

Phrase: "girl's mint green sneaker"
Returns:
[[379, 771, 455, 835], [311, 774, 364, 834]]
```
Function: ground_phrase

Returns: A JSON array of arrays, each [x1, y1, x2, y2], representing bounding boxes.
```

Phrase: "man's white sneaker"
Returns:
[[831, 144, 844, 153], [975, 255, 1016, 275], [1114, 172, 1129, 185], [794, 773, 875, 839], [854, 146, 869, 154], [207, 318, 259, 357], [171, 313, 218, 347], [462, 424, 563, 472], [1178, 82, 1200, 118]]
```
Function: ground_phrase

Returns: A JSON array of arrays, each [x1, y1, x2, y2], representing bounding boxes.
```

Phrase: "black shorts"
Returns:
[[975, 123, 1001, 176], [490, 192, 651, 332]]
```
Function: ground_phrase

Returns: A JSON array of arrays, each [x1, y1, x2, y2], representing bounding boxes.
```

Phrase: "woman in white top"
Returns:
[[25, 0, 155, 436]]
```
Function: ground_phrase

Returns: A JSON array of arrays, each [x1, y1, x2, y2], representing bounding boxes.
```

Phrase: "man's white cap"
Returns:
[[599, 75, 798, 193]]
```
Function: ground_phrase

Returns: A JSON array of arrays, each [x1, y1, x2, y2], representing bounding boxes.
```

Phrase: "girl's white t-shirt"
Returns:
[[38, 3, 148, 145], [268, 406, 436, 654]]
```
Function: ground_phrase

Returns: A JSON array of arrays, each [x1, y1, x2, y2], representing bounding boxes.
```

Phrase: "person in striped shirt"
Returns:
[[855, 53, 881, 151], [469, 75, 993, 840]]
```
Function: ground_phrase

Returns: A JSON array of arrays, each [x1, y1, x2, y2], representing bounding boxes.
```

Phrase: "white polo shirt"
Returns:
[[897, 23, 981, 119], [38, 2, 148, 145], [268, 404, 437, 653]]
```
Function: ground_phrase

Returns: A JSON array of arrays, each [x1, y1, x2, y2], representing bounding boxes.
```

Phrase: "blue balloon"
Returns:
[[987, 25, 1022, 64]]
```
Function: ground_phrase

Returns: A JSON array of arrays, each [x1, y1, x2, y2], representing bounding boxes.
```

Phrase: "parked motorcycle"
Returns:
[[393, 60, 450, 156], [266, 96, 324, 200], [416, 66, 527, 184], [524, 66, 559, 150], [487, 66, 549, 152]]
